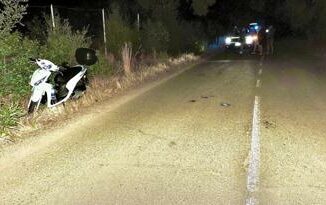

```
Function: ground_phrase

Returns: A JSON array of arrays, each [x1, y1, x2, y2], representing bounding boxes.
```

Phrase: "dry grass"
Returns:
[[121, 43, 133, 75], [7, 53, 199, 142]]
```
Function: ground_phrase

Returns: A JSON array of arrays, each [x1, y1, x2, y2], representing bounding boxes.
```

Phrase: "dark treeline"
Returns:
[[27, 0, 326, 41]]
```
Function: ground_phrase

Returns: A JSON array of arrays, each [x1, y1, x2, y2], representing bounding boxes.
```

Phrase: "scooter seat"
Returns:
[[55, 66, 83, 84], [54, 66, 87, 100]]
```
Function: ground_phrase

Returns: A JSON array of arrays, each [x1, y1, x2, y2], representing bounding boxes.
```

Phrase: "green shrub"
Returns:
[[0, 0, 28, 35], [25, 16, 47, 43], [106, 7, 140, 58], [91, 53, 114, 76], [41, 15, 91, 65], [142, 20, 170, 54], [0, 32, 40, 100], [0, 103, 23, 133], [182, 22, 207, 54]]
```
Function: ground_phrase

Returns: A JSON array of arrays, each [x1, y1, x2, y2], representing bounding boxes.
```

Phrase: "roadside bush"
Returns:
[[0, 0, 28, 35], [106, 7, 140, 59], [41, 15, 91, 65], [166, 22, 184, 56], [0, 32, 40, 100], [25, 16, 47, 43], [0, 103, 23, 133], [182, 22, 208, 55], [142, 20, 170, 54], [91, 53, 114, 76]]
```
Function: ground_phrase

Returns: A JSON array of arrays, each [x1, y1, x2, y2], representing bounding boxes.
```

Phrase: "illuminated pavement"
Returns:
[[258, 59, 326, 204], [0, 54, 325, 204]]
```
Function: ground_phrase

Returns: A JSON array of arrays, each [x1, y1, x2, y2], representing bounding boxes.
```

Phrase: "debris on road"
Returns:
[[220, 102, 231, 107], [169, 141, 177, 147], [263, 120, 276, 129]]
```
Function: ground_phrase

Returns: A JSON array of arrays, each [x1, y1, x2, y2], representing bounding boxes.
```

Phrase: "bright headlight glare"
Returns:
[[245, 36, 254, 44], [225, 37, 232, 45], [235, 42, 241, 47]]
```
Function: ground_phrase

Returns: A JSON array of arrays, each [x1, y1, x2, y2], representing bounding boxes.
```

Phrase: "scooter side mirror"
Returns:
[[29, 58, 37, 62]]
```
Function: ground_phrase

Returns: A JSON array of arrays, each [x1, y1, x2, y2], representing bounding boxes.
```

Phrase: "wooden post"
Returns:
[[102, 8, 108, 57], [137, 13, 140, 31], [50, 4, 55, 29]]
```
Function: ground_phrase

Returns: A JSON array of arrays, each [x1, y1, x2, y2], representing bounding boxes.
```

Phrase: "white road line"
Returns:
[[256, 79, 261, 88], [246, 96, 261, 205], [258, 69, 263, 75]]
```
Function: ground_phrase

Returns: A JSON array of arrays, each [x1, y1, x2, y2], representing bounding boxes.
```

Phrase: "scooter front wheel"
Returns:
[[28, 101, 40, 114]]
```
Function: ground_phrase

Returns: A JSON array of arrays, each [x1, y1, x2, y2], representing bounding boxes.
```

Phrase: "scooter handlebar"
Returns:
[[29, 58, 37, 62], [55, 69, 64, 76], [58, 66, 68, 72]]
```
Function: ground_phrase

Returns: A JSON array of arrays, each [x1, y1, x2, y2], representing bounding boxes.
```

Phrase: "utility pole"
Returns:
[[50, 4, 55, 29], [102, 8, 108, 56], [137, 13, 140, 31]]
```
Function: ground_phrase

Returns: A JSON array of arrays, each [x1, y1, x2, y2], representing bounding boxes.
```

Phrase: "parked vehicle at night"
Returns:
[[225, 23, 263, 54], [27, 48, 97, 113], [244, 23, 260, 53], [225, 35, 242, 49]]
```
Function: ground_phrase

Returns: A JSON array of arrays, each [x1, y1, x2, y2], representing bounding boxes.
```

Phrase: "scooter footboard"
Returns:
[[66, 70, 86, 91]]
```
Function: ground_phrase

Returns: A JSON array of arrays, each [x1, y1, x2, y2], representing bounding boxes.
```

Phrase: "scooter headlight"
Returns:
[[225, 37, 232, 45], [33, 77, 46, 86]]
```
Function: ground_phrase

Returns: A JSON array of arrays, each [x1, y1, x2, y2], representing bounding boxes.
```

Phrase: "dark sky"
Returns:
[[29, 0, 107, 7], [30, 0, 83, 6], [25, 0, 107, 36]]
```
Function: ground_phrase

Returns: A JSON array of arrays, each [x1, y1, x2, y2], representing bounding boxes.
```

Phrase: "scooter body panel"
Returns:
[[66, 66, 86, 91], [49, 66, 87, 108], [28, 58, 91, 113], [30, 69, 51, 87]]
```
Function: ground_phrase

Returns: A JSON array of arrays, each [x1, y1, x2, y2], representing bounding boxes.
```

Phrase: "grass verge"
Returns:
[[0, 54, 199, 146]]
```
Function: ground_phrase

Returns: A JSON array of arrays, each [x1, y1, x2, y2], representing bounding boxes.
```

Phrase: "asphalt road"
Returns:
[[0, 52, 325, 204]]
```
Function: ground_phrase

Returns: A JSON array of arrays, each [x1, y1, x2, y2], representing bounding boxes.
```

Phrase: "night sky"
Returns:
[[24, 0, 303, 38], [29, 0, 108, 8], [30, 0, 88, 6]]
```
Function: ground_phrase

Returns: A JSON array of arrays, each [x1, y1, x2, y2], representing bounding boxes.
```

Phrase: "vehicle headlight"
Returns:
[[33, 77, 46, 86], [245, 36, 254, 45], [225, 37, 232, 45]]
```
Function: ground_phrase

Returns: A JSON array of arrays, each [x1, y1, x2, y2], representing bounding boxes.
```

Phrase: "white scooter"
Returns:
[[27, 48, 97, 114]]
